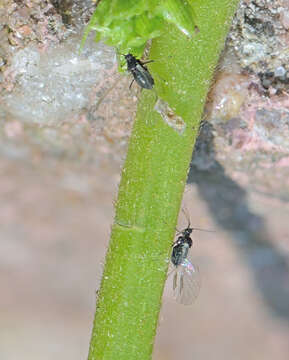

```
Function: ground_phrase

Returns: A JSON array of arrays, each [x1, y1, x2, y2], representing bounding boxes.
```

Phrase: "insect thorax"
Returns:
[[124, 54, 137, 71]]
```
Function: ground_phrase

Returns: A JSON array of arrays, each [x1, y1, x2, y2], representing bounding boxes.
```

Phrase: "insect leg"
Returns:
[[173, 271, 178, 291], [141, 60, 154, 65], [129, 78, 135, 89], [180, 273, 184, 294]]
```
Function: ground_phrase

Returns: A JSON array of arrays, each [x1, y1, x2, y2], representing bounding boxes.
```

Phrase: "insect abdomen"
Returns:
[[132, 67, 154, 89], [171, 241, 190, 266]]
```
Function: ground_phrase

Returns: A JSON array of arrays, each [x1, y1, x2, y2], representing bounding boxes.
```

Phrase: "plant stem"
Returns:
[[88, 1, 240, 359]]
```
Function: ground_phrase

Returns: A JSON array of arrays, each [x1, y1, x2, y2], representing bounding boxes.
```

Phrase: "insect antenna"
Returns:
[[190, 227, 215, 233], [181, 207, 215, 232], [181, 207, 191, 228]]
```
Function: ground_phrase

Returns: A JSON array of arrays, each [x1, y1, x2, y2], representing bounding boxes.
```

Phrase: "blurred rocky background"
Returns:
[[0, 1, 288, 359]]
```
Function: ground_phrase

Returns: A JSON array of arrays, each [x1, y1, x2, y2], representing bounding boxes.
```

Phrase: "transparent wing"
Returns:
[[172, 256, 201, 305]]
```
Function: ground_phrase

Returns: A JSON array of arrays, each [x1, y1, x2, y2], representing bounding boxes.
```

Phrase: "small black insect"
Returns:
[[171, 227, 193, 267], [124, 53, 154, 90], [170, 224, 200, 305], [170, 212, 214, 305]]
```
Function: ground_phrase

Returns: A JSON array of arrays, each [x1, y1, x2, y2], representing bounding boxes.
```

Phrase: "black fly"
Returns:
[[124, 53, 154, 90], [170, 224, 200, 305], [171, 226, 193, 267], [170, 215, 214, 305]]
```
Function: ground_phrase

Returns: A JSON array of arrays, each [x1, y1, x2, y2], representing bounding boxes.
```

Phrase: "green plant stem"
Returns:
[[88, 1, 240, 359]]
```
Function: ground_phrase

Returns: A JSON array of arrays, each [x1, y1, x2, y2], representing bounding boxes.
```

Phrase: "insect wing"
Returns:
[[173, 257, 201, 305]]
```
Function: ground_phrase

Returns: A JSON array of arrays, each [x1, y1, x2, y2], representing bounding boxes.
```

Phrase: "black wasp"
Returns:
[[170, 221, 213, 305], [124, 53, 154, 90]]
